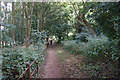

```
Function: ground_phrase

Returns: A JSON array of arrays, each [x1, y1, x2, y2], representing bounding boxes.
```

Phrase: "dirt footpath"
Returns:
[[41, 44, 88, 78], [43, 46, 63, 78]]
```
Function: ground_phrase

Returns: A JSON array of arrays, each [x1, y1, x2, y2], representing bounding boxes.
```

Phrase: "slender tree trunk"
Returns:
[[18, 7, 20, 44], [0, 1, 1, 48], [12, 2, 15, 45], [36, 5, 37, 30], [27, 3, 34, 47], [24, 2, 34, 48], [40, 2, 44, 32], [4, 2, 7, 46], [23, 3, 29, 47], [21, 4, 24, 45], [8, 4, 11, 45], [36, 4, 39, 32], [1, 2, 4, 48], [20, 3, 23, 45]]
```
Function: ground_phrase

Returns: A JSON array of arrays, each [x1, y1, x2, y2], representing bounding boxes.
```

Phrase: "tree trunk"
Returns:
[[40, 2, 44, 32], [27, 2, 34, 47], [0, 1, 1, 48], [18, 7, 20, 44], [4, 2, 7, 46], [21, 3, 25, 45], [81, 1, 96, 35], [82, 14, 96, 35], [23, 3, 29, 47], [36, 4, 39, 32], [83, 19, 96, 35], [8, 3, 12, 47], [24, 2, 34, 48], [77, 14, 96, 35], [12, 2, 15, 45], [73, 2, 96, 35]]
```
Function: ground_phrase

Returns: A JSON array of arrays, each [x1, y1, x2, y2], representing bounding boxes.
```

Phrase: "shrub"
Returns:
[[61, 40, 81, 54], [62, 35, 119, 62], [62, 34, 119, 77], [84, 35, 119, 62], [2, 44, 45, 78]]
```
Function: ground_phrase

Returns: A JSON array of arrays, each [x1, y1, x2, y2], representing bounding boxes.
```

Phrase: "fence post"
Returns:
[[26, 62, 32, 78]]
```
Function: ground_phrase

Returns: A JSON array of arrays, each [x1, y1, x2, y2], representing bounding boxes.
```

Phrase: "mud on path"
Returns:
[[43, 45, 63, 78]]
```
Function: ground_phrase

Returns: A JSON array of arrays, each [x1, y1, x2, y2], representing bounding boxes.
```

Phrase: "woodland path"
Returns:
[[43, 44, 63, 78], [41, 44, 87, 78]]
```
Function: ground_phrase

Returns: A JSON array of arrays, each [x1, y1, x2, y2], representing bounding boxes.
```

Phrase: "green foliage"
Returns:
[[61, 40, 80, 54], [75, 27, 91, 42], [62, 34, 119, 62], [84, 35, 118, 62], [1, 2, 119, 78], [87, 2, 120, 39], [62, 34, 119, 77], [31, 30, 47, 44], [2, 44, 45, 78]]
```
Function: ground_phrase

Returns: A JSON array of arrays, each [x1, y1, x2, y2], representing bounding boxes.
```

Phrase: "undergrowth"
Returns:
[[61, 35, 119, 78], [2, 44, 45, 78]]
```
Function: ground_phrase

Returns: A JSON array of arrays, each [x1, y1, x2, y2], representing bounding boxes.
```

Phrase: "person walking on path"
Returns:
[[50, 40, 53, 45]]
